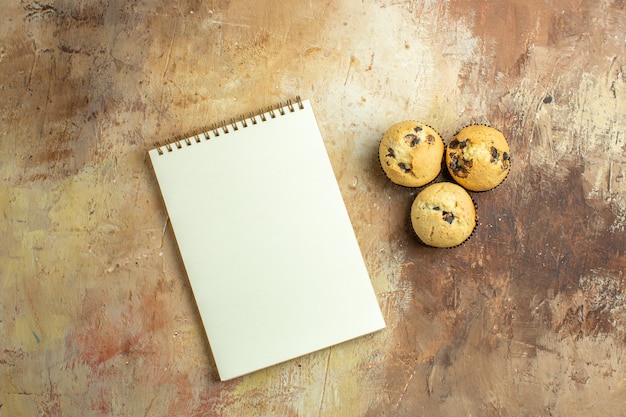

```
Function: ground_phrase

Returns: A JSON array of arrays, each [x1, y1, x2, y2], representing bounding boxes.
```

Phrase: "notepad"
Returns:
[[148, 97, 385, 380]]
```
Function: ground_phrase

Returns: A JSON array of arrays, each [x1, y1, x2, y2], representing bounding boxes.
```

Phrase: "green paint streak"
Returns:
[[32, 330, 40, 343]]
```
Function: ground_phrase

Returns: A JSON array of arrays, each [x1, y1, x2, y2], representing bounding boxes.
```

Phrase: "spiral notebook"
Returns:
[[148, 97, 385, 380]]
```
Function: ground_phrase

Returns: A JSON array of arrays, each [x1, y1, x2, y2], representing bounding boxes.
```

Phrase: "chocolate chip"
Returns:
[[426, 134, 435, 144], [386, 147, 396, 158], [490, 146, 499, 163], [432, 206, 441, 211], [502, 152, 510, 170], [442, 211, 455, 224], [398, 162, 411, 173], [448, 139, 459, 149], [543, 95, 553, 104], [404, 134, 420, 147], [413, 126, 423, 133], [448, 153, 459, 168], [448, 153, 469, 178], [490, 146, 499, 158], [464, 158, 473, 169], [459, 140, 468, 149]]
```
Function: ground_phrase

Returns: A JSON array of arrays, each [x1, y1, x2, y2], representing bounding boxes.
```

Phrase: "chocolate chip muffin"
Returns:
[[445, 125, 510, 192], [379, 121, 444, 187], [410, 182, 477, 248]]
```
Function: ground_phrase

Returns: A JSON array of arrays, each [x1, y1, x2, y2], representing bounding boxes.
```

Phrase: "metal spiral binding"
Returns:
[[153, 96, 303, 155]]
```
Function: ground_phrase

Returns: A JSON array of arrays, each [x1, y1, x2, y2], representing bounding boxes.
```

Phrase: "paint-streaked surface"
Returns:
[[1, 0, 624, 415]]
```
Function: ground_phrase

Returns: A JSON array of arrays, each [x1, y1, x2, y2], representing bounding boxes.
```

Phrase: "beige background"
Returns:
[[2, 0, 625, 415]]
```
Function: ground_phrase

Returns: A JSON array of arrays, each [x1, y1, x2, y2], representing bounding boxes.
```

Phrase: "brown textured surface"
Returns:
[[1, 0, 625, 416]]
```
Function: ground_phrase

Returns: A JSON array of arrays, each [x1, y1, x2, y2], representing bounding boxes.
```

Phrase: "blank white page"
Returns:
[[149, 99, 385, 380]]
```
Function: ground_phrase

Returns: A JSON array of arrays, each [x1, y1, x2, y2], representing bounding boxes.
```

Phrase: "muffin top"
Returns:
[[445, 125, 510, 192], [410, 182, 477, 248], [379, 121, 444, 187]]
